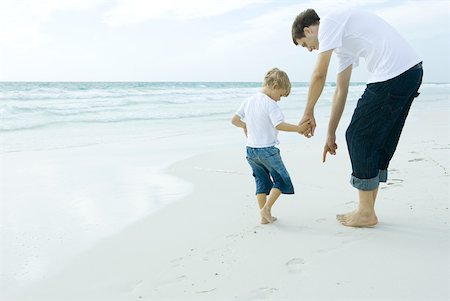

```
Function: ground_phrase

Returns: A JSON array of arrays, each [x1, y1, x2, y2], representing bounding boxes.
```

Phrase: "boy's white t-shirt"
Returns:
[[318, 8, 421, 84], [236, 92, 284, 148]]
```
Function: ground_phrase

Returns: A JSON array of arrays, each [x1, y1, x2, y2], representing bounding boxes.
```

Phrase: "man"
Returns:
[[291, 8, 423, 227]]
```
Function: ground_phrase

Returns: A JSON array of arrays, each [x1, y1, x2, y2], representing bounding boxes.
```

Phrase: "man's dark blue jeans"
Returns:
[[346, 62, 423, 191]]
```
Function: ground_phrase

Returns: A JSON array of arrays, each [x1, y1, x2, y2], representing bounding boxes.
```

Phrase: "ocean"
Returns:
[[0, 82, 364, 153], [0, 82, 449, 293], [1, 82, 448, 153]]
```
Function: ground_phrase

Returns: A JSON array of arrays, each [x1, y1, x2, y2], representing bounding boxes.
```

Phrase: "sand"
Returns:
[[3, 101, 450, 301]]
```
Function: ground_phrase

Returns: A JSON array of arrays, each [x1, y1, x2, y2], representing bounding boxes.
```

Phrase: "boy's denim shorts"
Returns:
[[346, 62, 423, 191], [246, 146, 294, 195]]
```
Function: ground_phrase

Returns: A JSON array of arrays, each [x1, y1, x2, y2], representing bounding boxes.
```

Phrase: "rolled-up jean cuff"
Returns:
[[350, 169, 388, 190], [350, 175, 380, 191], [379, 169, 388, 182]]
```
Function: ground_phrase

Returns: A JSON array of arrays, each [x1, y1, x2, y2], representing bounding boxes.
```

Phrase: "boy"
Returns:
[[231, 68, 310, 224]]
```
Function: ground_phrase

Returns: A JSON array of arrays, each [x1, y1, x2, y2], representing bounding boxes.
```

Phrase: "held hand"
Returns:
[[323, 134, 338, 162], [299, 113, 316, 138], [298, 121, 311, 135], [243, 125, 248, 137]]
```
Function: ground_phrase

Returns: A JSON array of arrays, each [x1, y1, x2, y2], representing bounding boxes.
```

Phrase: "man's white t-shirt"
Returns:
[[236, 92, 284, 148], [318, 8, 421, 84]]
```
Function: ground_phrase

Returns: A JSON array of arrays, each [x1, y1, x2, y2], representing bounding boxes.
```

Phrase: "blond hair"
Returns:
[[263, 68, 291, 97]]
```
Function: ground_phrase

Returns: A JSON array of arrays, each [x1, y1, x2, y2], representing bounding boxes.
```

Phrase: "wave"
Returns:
[[1, 82, 447, 133], [0, 109, 233, 132], [0, 82, 376, 101]]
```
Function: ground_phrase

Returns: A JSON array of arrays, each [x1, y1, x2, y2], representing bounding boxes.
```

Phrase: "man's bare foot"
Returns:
[[338, 211, 378, 227], [336, 210, 357, 222], [261, 216, 278, 224]]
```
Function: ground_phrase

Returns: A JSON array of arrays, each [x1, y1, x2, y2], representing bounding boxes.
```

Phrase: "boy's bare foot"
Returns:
[[260, 207, 273, 223], [338, 211, 378, 227], [260, 216, 278, 224]]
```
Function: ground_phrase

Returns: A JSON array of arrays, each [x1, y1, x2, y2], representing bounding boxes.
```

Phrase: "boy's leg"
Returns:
[[260, 148, 294, 223], [246, 148, 274, 224], [256, 193, 267, 209], [256, 193, 273, 224], [260, 188, 281, 223]]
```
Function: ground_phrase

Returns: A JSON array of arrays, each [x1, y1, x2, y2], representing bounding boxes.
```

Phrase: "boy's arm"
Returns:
[[231, 114, 247, 136], [276, 121, 309, 133], [231, 114, 245, 128]]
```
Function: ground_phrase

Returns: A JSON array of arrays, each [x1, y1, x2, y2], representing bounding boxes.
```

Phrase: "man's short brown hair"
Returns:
[[291, 9, 320, 45]]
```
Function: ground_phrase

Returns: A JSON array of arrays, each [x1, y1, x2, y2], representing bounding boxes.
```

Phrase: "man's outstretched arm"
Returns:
[[300, 49, 333, 137]]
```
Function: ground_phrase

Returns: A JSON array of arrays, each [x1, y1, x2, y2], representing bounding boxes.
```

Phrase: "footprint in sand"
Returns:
[[247, 287, 279, 300], [408, 158, 425, 162], [158, 274, 187, 286], [170, 257, 184, 267], [387, 178, 403, 187], [389, 168, 399, 175], [226, 234, 240, 238], [286, 258, 305, 273]]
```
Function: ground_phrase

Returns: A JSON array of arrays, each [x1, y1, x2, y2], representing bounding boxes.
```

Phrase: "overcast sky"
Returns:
[[0, 0, 449, 82]]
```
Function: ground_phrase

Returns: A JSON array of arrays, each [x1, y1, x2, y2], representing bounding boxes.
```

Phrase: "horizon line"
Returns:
[[0, 81, 448, 84]]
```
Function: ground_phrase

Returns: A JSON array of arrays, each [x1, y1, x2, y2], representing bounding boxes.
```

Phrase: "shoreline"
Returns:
[[0, 139, 196, 294]]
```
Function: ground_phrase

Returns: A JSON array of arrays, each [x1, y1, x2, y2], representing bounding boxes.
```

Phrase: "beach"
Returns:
[[1, 82, 449, 300]]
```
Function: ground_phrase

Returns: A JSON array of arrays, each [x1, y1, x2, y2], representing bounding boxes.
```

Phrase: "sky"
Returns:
[[0, 0, 449, 82]]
